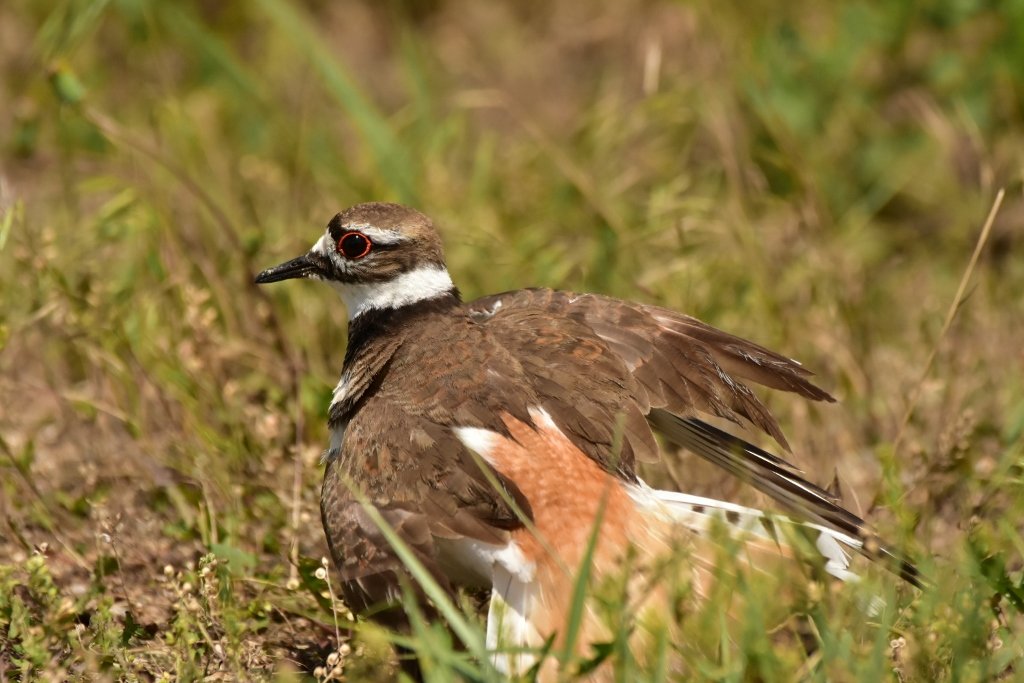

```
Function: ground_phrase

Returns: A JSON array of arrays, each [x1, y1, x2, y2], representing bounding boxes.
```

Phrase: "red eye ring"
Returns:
[[337, 231, 372, 260]]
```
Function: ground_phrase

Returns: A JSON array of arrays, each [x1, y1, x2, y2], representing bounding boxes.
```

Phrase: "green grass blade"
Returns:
[[557, 487, 607, 670], [345, 481, 497, 680], [253, 0, 418, 202]]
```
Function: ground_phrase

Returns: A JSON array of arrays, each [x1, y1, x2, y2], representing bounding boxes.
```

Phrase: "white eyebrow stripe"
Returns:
[[350, 225, 407, 245], [312, 226, 407, 255]]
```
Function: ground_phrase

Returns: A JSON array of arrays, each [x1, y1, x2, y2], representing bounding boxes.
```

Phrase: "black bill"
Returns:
[[254, 254, 325, 284]]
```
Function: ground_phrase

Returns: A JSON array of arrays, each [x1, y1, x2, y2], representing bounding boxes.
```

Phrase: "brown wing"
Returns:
[[461, 289, 911, 578], [463, 301, 658, 478], [323, 396, 533, 618], [468, 288, 832, 451]]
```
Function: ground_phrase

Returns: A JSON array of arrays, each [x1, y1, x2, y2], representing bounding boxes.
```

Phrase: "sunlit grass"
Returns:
[[2, 0, 1023, 679]]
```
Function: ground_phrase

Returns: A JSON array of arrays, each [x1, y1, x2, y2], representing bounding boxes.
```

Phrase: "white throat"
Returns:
[[329, 265, 455, 320]]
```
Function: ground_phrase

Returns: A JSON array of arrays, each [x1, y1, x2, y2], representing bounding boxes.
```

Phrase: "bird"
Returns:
[[255, 202, 920, 678]]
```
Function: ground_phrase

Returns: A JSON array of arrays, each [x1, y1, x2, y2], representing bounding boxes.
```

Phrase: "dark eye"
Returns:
[[338, 231, 372, 260]]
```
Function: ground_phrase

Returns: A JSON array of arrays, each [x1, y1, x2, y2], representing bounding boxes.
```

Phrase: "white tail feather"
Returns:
[[487, 565, 542, 676], [631, 484, 863, 583], [485, 483, 881, 678]]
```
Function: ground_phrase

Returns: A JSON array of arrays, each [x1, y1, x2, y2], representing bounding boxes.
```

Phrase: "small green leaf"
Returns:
[[121, 610, 140, 646], [48, 61, 86, 105], [211, 542, 258, 574]]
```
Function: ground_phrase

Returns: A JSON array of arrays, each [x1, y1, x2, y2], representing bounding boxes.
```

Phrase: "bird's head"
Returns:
[[255, 202, 456, 319]]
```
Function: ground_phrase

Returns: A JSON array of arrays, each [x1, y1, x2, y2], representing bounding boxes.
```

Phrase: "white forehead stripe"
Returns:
[[330, 265, 455, 320], [311, 233, 333, 257]]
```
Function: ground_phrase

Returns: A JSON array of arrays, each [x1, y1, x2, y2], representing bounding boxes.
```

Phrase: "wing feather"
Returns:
[[469, 288, 834, 456], [468, 288, 921, 586]]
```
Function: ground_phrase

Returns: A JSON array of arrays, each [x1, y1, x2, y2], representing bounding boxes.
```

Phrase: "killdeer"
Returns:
[[255, 202, 919, 676]]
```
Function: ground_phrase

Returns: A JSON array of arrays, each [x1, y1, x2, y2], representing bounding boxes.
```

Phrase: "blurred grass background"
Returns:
[[1, 0, 1023, 680]]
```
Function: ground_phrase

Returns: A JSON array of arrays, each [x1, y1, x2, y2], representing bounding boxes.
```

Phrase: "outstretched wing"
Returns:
[[467, 288, 919, 585], [468, 288, 832, 454]]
